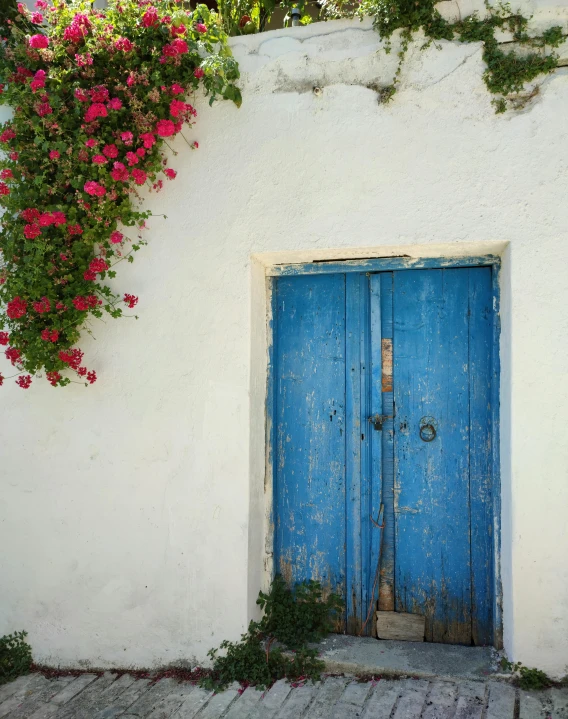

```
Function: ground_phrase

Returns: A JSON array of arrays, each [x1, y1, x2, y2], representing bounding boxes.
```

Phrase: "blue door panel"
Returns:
[[273, 267, 494, 645], [273, 274, 347, 601]]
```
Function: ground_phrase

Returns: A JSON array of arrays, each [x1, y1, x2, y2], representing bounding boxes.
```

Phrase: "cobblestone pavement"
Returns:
[[0, 672, 566, 719]]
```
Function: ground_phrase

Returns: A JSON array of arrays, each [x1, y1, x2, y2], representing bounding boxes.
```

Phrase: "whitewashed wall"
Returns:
[[1, 0, 568, 678]]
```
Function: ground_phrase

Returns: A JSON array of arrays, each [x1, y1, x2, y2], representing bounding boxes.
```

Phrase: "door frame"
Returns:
[[265, 254, 502, 647]]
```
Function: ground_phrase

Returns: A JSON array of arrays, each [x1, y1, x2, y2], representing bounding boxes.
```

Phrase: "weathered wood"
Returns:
[[376, 611, 425, 641]]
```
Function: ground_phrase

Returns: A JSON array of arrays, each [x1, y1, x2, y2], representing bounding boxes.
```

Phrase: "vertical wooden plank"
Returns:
[[368, 274, 383, 631], [378, 272, 395, 611], [273, 274, 347, 607], [393, 268, 472, 644], [491, 263, 503, 649], [346, 273, 362, 633], [468, 267, 494, 645], [359, 273, 373, 634]]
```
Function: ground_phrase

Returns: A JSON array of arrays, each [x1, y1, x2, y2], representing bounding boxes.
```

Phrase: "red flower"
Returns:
[[59, 348, 84, 370], [7, 297, 27, 319], [0, 169, 13, 180], [30, 69, 46, 92], [102, 143, 119, 158], [195, 23, 207, 33], [123, 293, 138, 308], [86, 370, 97, 384], [22, 208, 40, 222], [141, 6, 158, 27], [84, 180, 106, 196], [31, 11, 44, 23], [169, 99, 188, 118], [24, 224, 41, 239], [72, 296, 90, 310], [90, 257, 109, 273], [125, 151, 139, 166], [0, 128, 16, 143], [0, 332, 9, 346], [46, 371, 62, 386], [108, 97, 122, 110], [52, 211, 66, 225], [171, 38, 188, 54], [110, 162, 129, 182], [68, 224, 83, 235], [63, 24, 85, 43], [121, 131, 133, 145], [164, 168, 177, 179], [29, 34, 49, 48], [37, 102, 52, 117], [131, 168, 147, 185], [5, 347, 22, 365], [172, 23, 186, 36], [115, 37, 133, 51], [156, 119, 176, 137], [75, 88, 89, 102], [139, 132, 156, 148], [136, 147, 146, 158], [194, 67, 204, 79], [171, 83, 184, 95], [92, 154, 106, 164], [85, 138, 98, 148], [33, 296, 51, 314], [41, 329, 59, 342], [49, 150, 60, 160], [110, 231, 123, 244], [0, 182, 9, 196], [16, 375, 32, 389], [85, 103, 108, 122]]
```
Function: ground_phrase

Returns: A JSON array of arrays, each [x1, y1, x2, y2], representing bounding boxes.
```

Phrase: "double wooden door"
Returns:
[[272, 267, 495, 645]]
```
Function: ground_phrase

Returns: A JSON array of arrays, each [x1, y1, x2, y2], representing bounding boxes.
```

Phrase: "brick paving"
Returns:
[[0, 672, 566, 719]]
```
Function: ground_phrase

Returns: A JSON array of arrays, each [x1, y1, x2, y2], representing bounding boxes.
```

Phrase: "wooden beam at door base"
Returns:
[[376, 611, 425, 641]]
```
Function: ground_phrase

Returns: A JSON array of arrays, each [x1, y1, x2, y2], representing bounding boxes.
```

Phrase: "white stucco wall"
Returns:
[[1, 0, 568, 677]]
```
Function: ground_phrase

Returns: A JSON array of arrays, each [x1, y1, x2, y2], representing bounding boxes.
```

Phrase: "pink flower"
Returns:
[[75, 52, 93, 67], [35, 0, 47, 8], [110, 162, 129, 182], [115, 37, 133, 51], [0, 128, 16, 143], [29, 34, 49, 49], [30, 69, 46, 93], [0, 169, 13, 180], [110, 230, 123, 244], [121, 131, 133, 145], [84, 103, 108, 122], [195, 23, 207, 33], [136, 147, 146, 158], [0, 182, 9, 196], [192, 141, 199, 149], [127, 74, 136, 87], [31, 12, 44, 23], [84, 180, 106, 196], [172, 23, 186, 36], [164, 168, 177, 180], [92, 154, 106, 164], [85, 137, 97, 147], [131, 168, 147, 185], [194, 67, 204, 79], [141, 7, 158, 27], [52, 211, 66, 225], [125, 151, 139, 166], [156, 119, 176, 137], [102, 144, 118, 158], [108, 97, 122, 110], [171, 83, 184, 95], [139, 133, 156, 148], [49, 150, 60, 160]]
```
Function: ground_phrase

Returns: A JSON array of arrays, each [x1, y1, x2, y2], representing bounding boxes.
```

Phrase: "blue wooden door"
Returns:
[[273, 267, 494, 644]]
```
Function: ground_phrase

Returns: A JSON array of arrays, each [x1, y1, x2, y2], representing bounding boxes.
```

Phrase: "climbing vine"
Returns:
[[0, 0, 240, 388], [324, 0, 566, 111]]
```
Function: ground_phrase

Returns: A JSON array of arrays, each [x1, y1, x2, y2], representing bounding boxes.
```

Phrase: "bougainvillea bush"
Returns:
[[0, 0, 240, 389]]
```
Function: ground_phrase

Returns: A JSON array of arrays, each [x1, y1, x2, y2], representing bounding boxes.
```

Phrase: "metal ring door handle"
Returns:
[[419, 423, 436, 442]]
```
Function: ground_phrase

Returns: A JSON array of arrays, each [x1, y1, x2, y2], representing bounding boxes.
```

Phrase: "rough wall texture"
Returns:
[[1, 0, 567, 677]]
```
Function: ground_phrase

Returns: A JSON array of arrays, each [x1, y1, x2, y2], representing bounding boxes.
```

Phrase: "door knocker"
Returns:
[[419, 416, 437, 442]]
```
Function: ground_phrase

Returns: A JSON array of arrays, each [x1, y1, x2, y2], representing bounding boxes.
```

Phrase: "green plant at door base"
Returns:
[[202, 575, 343, 691], [500, 658, 554, 690], [320, 0, 565, 112], [0, 631, 33, 686]]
